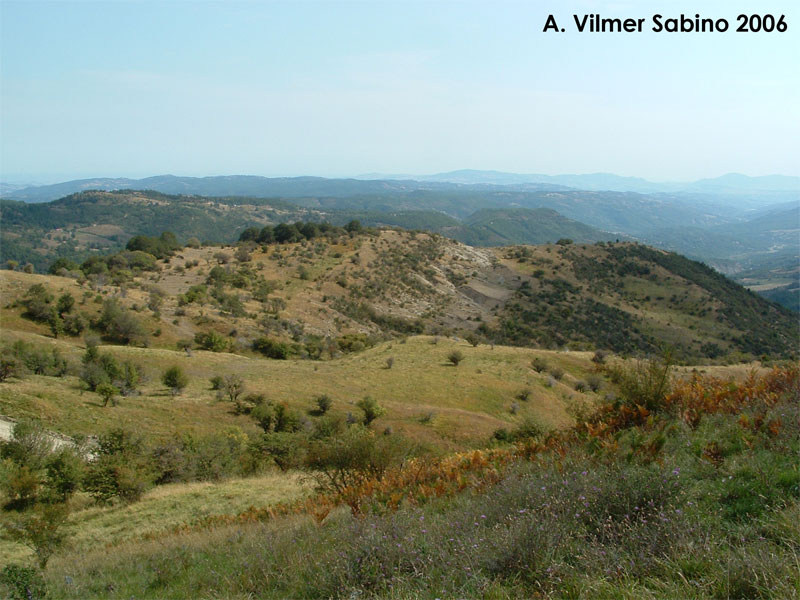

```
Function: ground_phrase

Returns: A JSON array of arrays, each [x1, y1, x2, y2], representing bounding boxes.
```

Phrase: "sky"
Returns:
[[1, 0, 799, 184]]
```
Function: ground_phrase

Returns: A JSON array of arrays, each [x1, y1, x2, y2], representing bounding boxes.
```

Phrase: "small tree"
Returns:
[[356, 396, 385, 426], [162, 366, 188, 395], [447, 350, 464, 367], [222, 374, 245, 404], [96, 383, 119, 407], [56, 293, 75, 316]]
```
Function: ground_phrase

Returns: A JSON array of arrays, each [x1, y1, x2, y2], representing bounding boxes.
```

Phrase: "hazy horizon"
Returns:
[[2, 169, 800, 190], [2, 0, 799, 183]]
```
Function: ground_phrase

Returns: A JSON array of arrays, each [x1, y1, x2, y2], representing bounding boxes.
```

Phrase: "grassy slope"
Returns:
[[30, 367, 800, 599], [0, 472, 308, 564]]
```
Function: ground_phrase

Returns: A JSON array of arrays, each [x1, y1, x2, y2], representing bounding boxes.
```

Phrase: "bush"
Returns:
[[254, 432, 305, 471], [162, 366, 189, 395], [194, 331, 228, 352], [96, 298, 148, 345], [20, 284, 54, 323], [252, 337, 290, 359], [315, 394, 332, 414], [222, 374, 245, 404], [587, 374, 603, 392], [516, 388, 531, 402], [0, 564, 48, 600], [464, 332, 481, 347], [83, 428, 151, 505], [531, 357, 548, 373], [96, 382, 119, 407], [304, 427, 410, 494], [613, 351, 673, 411], [1, 503, 69, 568], [574, 380, 588, 392], [356, 396, 385, 426], [0, 357, 19, 382], [447, 350, 464, 366]]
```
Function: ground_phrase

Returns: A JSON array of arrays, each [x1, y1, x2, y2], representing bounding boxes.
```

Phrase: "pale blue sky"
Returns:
[[1, 0, 798, 183]]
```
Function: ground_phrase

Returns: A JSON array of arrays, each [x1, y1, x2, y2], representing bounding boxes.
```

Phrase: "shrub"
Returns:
[[0, 564, 48, 600], [574, 380, 588, 392], [62, 312, 87, 336], [0, 357, 19, 382], [252, 337, 290, 359], [447, 350, 464, 366], [531, 357, 548, 372], [56, 293, 75, 316], [356, 396, 385, 426], [222, 374, 245, 404], [614, 351, 673, 411], [162, 365, 189, 395], [587, 374, 603, 392], [96, 382, 119, 407], [315, 394, 333, 414], [21, 284, 54, 323], [194, 331, 228, 352], [311, 414, 346, 439], [1, 503, 69, 568], [304, 427, 410, 494], [96, 298, 147, 345], [385, 357, 394, 370], [464, 332, 481, 347], [83, 428, 151, 505], [254, 432, 305, 471], [43, 449, 84, 503], [548, 366, 564, 380], [516, 388, 531, 402]]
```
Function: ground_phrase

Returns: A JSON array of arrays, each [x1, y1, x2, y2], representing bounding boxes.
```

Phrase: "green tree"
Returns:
[[56, 293, 75, 316], [96, 382, 119, 407]]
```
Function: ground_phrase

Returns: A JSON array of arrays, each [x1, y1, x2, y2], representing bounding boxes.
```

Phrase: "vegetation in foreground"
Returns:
[[2, 362, 796, 599]]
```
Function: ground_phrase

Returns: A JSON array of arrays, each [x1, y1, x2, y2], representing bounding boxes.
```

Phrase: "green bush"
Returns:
[[304, 427, 411, 494], [194, 331, 229, 352], [356, 396, 385, 426], [83, 429, 151, 505], [0, 564, 47, 600], [252, 337, 290, 359], [162, 366, 189, 395], [447, 350, 464, 366], [315, 394, 333, 414]]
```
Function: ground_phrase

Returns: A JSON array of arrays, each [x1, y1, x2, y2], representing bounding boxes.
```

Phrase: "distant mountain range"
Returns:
[[3, 172, 798, 204], [358, 170, 800, 197]]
